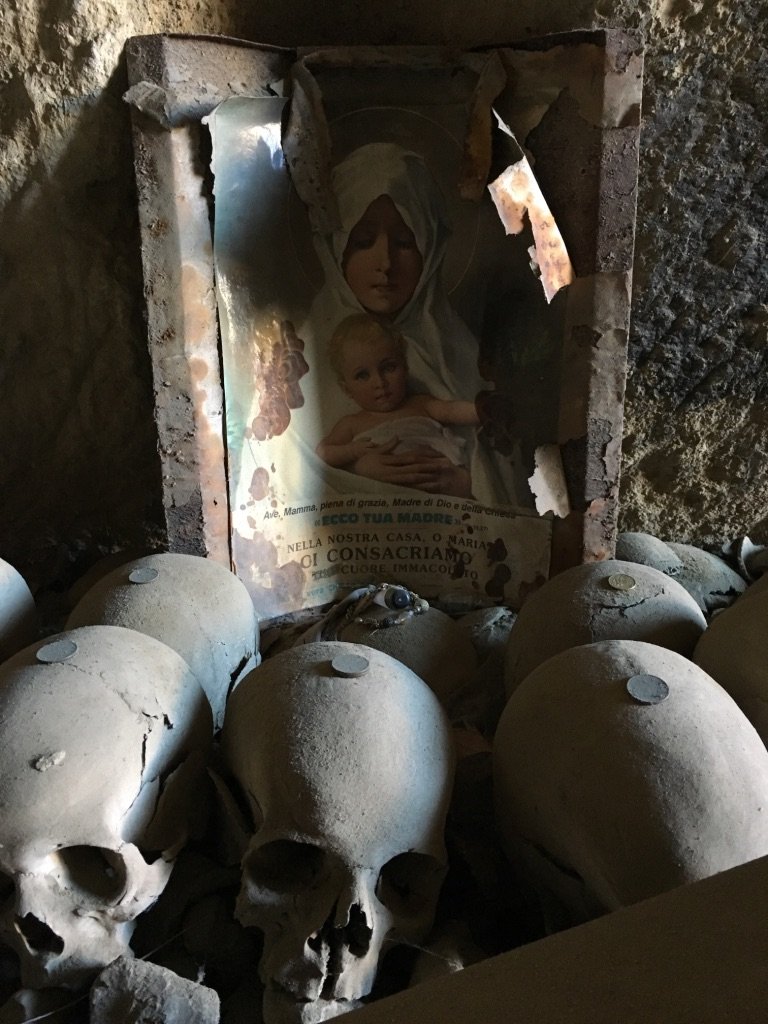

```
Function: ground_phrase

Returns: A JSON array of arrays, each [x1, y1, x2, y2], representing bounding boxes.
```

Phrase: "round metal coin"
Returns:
[[128, 567, 159, 584], [36, 639, 78, 664], [331, 653, 370, 678], [607, 572, 637, 592], [627, 674, 669, 705]]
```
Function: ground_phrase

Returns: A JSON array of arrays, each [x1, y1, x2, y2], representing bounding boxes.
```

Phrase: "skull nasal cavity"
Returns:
[[345, 902, 372, 956], [309, 902, 372, 959], [16, 914, 65, 955]]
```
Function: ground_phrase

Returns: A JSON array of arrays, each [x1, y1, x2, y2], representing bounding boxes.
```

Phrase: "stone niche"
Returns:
[[125, 31, 642, 621]]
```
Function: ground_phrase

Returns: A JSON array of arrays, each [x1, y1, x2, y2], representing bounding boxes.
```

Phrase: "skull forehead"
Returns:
[[339, 606, 476, 707], [0, 625, 212, 855], [495, 639, 768, 909], [501, 639, 767, 770], [67, 553, 259, 729], [223, 642, 454, 855], [0, 677, 150, 855], [504, 559, 707, 696], [2, 624, 207, 712]]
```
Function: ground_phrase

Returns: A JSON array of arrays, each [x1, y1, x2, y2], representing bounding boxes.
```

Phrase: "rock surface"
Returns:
[[90, 957, 220, 1024]]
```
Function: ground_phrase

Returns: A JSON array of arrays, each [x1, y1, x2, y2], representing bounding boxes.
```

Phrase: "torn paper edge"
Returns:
[[528, 444, 572, 518], [487, 113, 574, 303]]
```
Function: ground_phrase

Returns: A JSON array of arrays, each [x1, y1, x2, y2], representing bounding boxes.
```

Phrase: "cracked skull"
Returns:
[[0, 624, 212, 990], [221, 641, 455, 1024], [67, 551, 260, 731], [504, 559, 707, 697]]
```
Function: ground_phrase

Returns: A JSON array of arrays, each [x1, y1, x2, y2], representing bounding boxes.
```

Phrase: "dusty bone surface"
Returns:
[[616, 532, 747, 615], [66, 552, 260, 730], [494, 638, 768, 924], [503, 558, 707, 696], [0, 624, 212, 993], [220, 640, 455, 1024], [335, 604, 477, 710], [2, 531, 766, 1022], [0, 558, 38, 663]]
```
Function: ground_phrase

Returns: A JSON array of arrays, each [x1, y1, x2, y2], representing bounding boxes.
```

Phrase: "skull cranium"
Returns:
[[221, 641, 455, 1024], [0, 625, 212, 990], [494, 639, 768, 922]]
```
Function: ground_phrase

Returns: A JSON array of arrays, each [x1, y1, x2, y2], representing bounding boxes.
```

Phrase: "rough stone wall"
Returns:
[[1, 0, 766, 595], [607, 2, 768, 548]]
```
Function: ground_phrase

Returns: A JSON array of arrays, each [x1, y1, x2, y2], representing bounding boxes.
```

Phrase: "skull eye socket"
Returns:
[[244, 840, 323, 896], [51, 847, 126, 903], [0, 871, 14, 905], [376, 852, 445, 917]]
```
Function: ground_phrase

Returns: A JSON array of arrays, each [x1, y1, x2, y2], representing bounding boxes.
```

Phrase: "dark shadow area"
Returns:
[[0, 56, 166, 603]]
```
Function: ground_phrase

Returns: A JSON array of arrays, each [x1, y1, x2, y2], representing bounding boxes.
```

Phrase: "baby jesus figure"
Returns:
[[316, 314, 479, 498]]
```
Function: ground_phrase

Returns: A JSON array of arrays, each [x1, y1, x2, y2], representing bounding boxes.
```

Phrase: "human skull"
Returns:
[[298, 584, 475, 709], [0, 556, 38, 662], [494, 639, 768, 924], [0, 625, 212, 990], [67, 552, 259, 730], [504, 559, 707, 697], [616, 532, 747, 615], [221, 641, 455, 1024], [338, 607, 476, 710], [614, 532, 684, 575]]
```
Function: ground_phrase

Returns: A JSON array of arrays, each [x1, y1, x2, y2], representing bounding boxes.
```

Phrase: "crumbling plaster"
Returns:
[[1, 0, 766, 594]]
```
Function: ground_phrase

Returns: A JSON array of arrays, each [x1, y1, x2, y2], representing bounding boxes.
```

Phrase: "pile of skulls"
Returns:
[[0, 530, 766, 1023], [0, 556, 459, 1024], [494, 542, 768, 929]]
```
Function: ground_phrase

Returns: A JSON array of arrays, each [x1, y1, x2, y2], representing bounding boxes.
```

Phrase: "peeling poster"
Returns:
[[208, 74, 567, 620], [488, 113, 574, 304]]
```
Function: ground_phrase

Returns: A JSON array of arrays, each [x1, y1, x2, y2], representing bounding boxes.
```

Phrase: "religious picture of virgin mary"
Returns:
[[236, 141, 517, 510], [209, 96, 552, 616], [309, 143, 509, 504]]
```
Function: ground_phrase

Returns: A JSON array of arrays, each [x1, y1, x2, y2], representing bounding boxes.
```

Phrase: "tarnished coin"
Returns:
[[627, 674, 669, 705], [36, 639, 78, 664], [607, 572, 637, 592], [128, 567, 159, 584], [331, 653, 370, 678]]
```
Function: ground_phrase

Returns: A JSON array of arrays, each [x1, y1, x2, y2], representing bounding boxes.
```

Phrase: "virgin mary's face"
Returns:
[[342, 195, 424, 317]]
